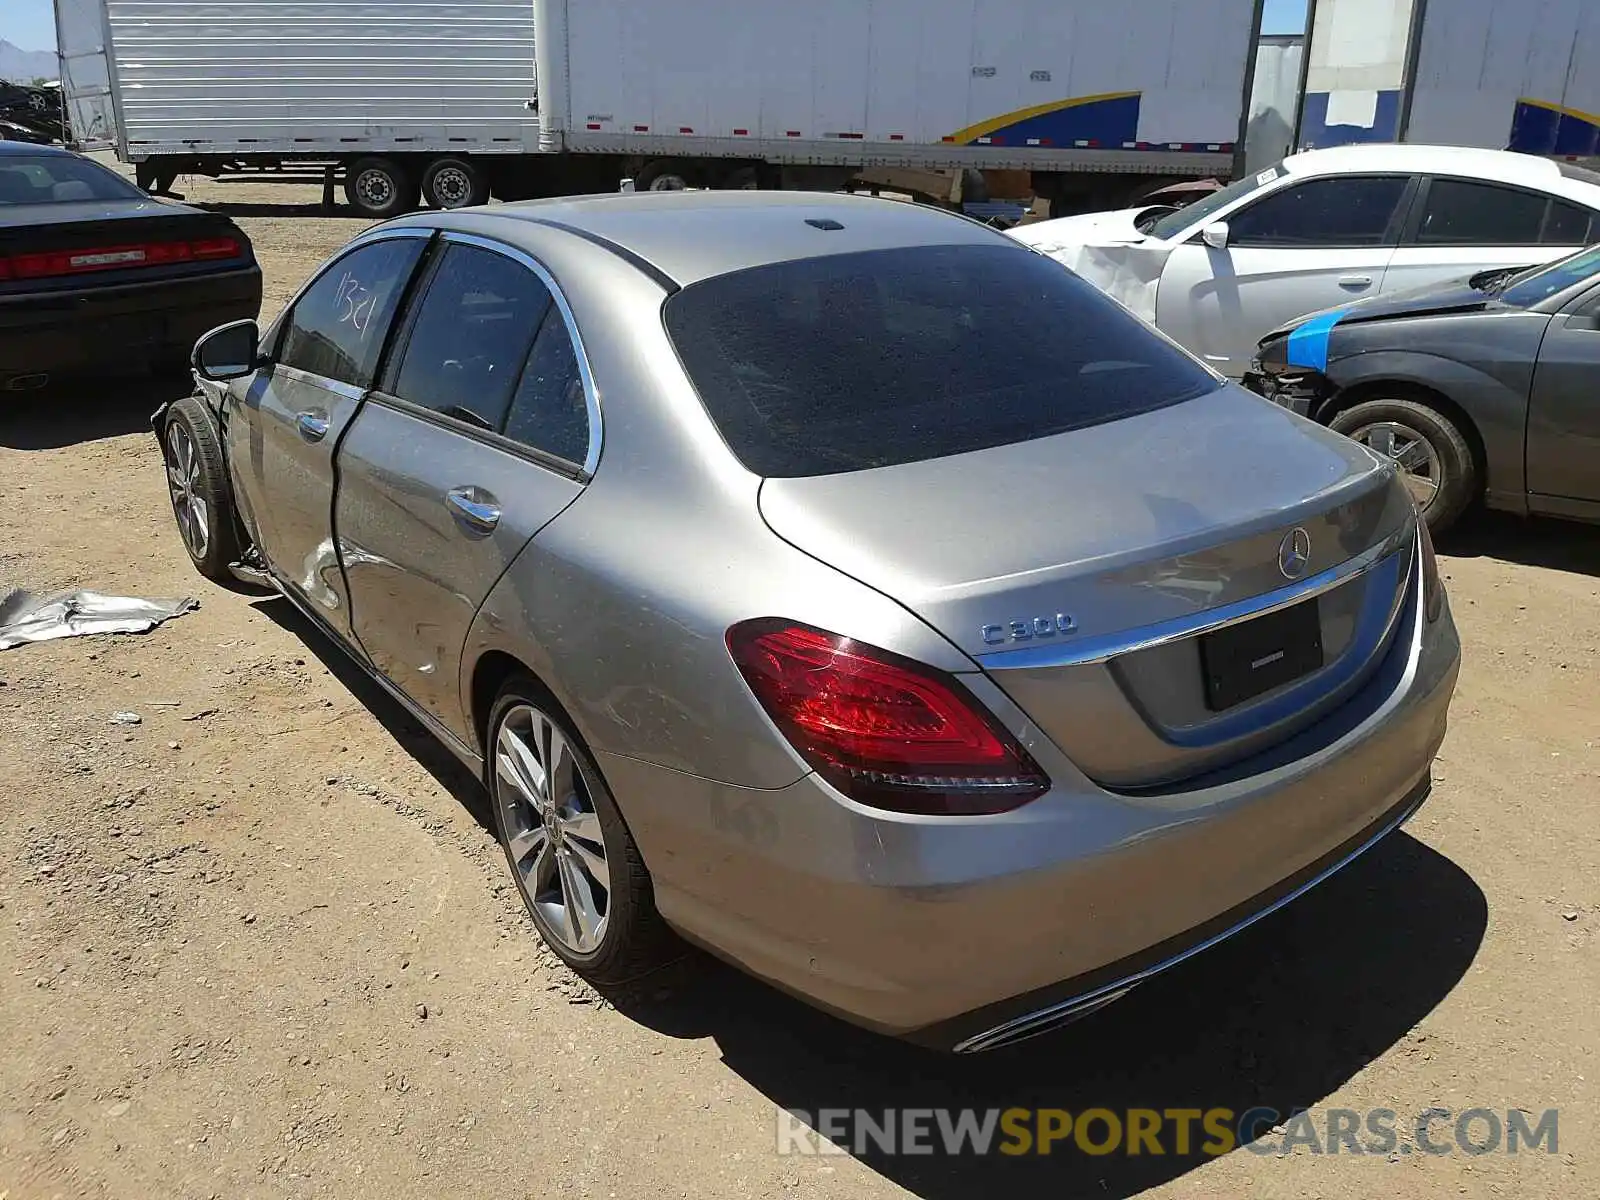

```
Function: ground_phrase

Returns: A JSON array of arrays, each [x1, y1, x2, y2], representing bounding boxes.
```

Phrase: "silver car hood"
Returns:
[[758, 386, 1403, 664]]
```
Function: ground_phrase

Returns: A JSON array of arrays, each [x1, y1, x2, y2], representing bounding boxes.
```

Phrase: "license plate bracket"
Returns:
[[1199, 598, 1324, 712]]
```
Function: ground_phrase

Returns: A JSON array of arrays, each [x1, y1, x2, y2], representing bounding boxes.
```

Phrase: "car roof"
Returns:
[[382, 190, 1004, 287], [1285, 142, 1572, 187], [0, 140, 74, 157]]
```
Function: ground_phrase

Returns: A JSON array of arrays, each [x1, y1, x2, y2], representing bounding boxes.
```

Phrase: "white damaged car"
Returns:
[[1008, 144, 1600, 378]]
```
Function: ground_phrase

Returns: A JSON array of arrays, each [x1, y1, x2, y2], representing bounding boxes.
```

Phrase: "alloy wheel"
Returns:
[[494, 703, 611, 953], [165, 422, 209, 560], [1351, 420, 1442, 509]]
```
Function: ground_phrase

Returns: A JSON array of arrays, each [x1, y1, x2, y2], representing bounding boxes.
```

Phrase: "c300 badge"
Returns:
[[980, 613, 1078, 646]]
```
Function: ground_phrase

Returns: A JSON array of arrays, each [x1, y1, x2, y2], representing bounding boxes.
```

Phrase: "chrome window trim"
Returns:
[[271, 364, 366, 404], [978, 524, 1412, 672], [436, 230, 604, 478]]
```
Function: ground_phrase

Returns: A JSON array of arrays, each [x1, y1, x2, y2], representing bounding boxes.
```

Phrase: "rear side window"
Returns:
[[388, 243, 553, 430], [1227, 176, 1409, 248], [663, 243, 1221, 478], [502, 312, 590, 465], [1543, 199, 1596, 246], [1415, 179, 1552, 246], [278, 237, 425, 388]]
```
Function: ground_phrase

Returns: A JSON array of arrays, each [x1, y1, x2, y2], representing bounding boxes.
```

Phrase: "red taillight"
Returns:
[[190, 236, 242, 260], [1, 236, 241, 281], [1417, 517, 1444, 623], [726, 619, 1049, 815]]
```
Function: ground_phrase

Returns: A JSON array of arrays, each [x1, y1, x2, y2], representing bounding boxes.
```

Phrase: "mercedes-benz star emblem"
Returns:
[[1278, 527, 1312, 580]]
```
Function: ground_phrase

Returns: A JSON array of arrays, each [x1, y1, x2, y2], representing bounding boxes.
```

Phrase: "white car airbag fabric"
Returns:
[[0, 587, 198, 650], [1007, 208, 1175, 324]]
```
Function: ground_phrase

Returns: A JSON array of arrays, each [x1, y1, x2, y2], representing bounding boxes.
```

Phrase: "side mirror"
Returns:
[[1201, 221, 1231, 251], [192, 318, 261, 382]]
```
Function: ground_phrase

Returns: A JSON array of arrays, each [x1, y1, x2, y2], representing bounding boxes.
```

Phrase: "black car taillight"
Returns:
[[0, 235, 244, 281], [726, 619, 1049, 815]]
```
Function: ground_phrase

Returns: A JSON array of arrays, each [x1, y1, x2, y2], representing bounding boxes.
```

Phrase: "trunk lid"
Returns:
[[0, 200, 253, 293], [758, 387, 1418, 789]]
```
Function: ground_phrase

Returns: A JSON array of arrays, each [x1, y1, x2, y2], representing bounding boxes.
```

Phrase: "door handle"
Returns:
[[446, 486, 501, 535], [295, 410, 331, 441], [1338, 275, 1373, 289]]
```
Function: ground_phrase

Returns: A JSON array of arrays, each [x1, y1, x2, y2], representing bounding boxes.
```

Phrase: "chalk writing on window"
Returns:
[[335, 271, 379, 335]]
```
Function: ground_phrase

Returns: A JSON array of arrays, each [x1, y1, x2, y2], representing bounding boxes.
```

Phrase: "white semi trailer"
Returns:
[[54, 0, 1271, 217], [1298, 0, 1600, 165]]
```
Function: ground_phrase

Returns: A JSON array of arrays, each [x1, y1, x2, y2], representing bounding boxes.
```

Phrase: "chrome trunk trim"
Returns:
[[977, 526, 1409, 672]]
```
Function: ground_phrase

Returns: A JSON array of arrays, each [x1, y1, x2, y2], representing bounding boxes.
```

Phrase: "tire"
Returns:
[[162, 394, 242, 583], [487, 676, 678, 985], [344, 156, 418, 219], [957, 168, 990, 205], [718, 164, 760, 190], [420, 156, 488, 210], [1329, 397, 1478, 535], [633, 159, 700, 191]]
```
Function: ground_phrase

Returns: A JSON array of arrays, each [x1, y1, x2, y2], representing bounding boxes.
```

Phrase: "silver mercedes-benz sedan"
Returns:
[[159, 191, 1460, 1052]]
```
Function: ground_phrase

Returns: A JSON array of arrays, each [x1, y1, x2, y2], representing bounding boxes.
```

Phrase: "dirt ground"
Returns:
[[1, 173, 1598, 1200]]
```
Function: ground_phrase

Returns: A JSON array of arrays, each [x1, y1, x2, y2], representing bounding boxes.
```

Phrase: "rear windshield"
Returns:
[[0, 154, 144, 206], [663, 243, 1221, 477]]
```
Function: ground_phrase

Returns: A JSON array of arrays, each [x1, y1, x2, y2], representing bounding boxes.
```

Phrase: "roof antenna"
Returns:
[[805, 218, 844, 231]]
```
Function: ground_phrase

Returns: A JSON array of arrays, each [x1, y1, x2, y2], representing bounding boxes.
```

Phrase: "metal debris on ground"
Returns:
[[0, 586, 198, 651]]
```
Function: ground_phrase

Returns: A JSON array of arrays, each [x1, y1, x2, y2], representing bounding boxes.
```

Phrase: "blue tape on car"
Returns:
[[1285, 308, 1347, 372]]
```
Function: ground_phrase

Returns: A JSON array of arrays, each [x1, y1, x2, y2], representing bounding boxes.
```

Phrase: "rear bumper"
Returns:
[[603, 554, 1460, 1049], [0, 265, 262, 382]]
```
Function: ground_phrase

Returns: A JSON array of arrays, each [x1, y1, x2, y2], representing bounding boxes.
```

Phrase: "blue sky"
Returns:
[[5, 0, 57, 52], [1262, 0, 1310, 35], [3, 0, 1310, 53]]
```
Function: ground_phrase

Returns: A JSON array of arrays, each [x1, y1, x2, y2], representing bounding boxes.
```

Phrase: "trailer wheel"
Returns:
[[718, 165, 760, 190], [422, 156, 489, 209], [345, 157, 418, 219], [634, 160, 700, 191]]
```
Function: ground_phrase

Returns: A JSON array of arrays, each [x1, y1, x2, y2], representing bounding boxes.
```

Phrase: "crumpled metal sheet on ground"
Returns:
[[0, 586, 198, 650]]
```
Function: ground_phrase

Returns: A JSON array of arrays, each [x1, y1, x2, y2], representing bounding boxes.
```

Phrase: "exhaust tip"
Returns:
[[953, 986, 1135, 1053], [4, 373, 50, 392]]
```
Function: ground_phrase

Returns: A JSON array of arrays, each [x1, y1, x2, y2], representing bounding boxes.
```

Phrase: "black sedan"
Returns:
[[0, 141, 261, 391], [1245, 244, 1600, 534]]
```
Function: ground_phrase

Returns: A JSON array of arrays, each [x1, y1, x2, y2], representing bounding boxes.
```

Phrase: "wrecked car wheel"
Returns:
[[162, 395, 241, 583]]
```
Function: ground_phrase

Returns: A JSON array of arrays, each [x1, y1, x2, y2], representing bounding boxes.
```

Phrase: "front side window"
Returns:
[[278, 238, 426, 388], [664, 243, 1222, 478], [1415, 179, 1550, 246], [1150, 162, 1283, 241], [387, 243, 553, 430], [1227, 176, 1409, 248], [0, 153, 144, 206]]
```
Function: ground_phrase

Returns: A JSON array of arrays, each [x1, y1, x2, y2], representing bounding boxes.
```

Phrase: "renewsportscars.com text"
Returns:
[[775, 1106, 1559, 1158]]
